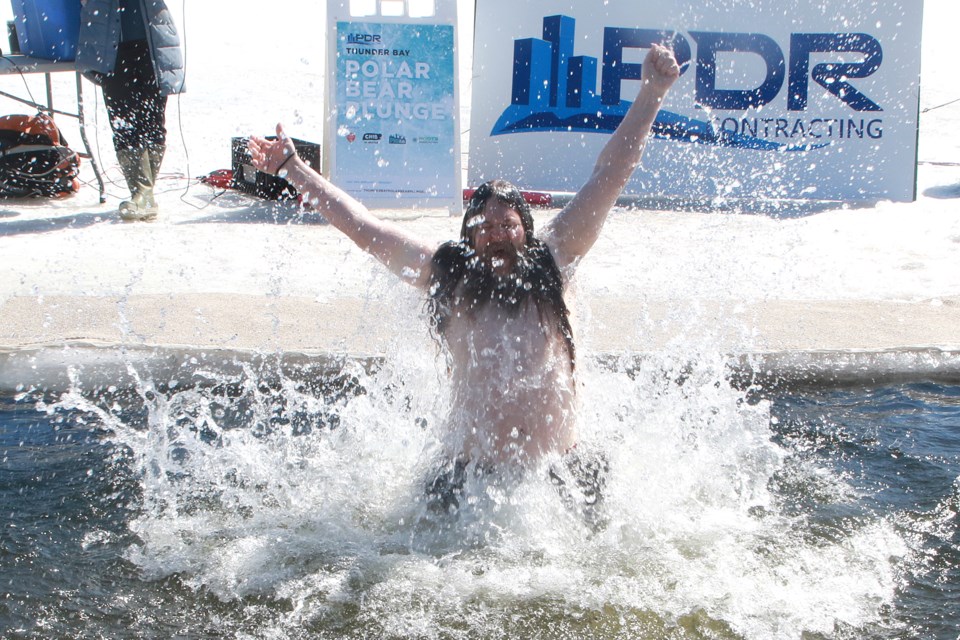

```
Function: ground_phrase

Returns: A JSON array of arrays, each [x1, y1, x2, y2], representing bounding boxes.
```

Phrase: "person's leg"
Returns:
[[101, 40, 167, 220], [136, 62, 168, 194]]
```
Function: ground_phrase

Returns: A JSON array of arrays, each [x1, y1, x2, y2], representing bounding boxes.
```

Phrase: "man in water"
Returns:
[[248, 45, 679, 503]]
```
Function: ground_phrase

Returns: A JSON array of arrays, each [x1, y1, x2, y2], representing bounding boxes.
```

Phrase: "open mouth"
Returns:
[[487, 246, 517, 270], [488, 243, 516, 257]]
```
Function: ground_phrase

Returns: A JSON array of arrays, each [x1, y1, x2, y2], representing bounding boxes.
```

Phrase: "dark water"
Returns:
[[1, 370, 958, 639], [768, 382, 960, 639]]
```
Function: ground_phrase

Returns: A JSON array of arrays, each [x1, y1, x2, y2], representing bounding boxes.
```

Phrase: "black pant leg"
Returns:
[[100, 39, 168, 153]]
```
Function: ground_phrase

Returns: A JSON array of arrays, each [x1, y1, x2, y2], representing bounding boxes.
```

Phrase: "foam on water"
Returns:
[[27, 292, 916, 639]]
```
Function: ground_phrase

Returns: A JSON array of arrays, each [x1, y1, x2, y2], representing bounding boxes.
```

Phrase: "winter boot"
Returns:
[[117, 148, 158, 221], [147, 144, 165, 185]]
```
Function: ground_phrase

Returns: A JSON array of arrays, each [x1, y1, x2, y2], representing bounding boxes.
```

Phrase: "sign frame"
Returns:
[[326, 0, 461, 212], [468, 0, 923, 203]]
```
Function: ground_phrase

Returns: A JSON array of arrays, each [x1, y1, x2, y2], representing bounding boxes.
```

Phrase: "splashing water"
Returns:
[[13, 326, 919, 640]]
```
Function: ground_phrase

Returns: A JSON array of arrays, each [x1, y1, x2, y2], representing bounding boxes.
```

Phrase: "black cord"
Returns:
[[922, 97, 960, 113], [88, 81, 129, 201], [170, 2, 221, 212], [174, 0, 209, 210], [0, 54, 39, 106]]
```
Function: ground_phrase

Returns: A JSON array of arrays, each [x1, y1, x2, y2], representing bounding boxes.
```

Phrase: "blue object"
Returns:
[[10, 0, 81, 61]]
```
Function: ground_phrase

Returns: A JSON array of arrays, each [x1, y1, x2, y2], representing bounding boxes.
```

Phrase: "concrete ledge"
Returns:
[[2, 291, 959, 394], [583, 296, 960, 353], [3, 293, 958, 355], [0, 293, 390, 356]]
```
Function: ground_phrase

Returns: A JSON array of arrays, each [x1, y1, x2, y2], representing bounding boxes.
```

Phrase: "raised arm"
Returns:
[[248, 124, 436, 289], [543, 44, 680, 270]]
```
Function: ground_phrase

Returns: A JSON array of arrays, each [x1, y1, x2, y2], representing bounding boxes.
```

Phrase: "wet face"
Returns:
[[467, 200, 527, 277]]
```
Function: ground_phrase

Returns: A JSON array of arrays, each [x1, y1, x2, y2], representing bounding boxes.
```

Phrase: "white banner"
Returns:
[[326, 1, 461, 211], [468, 0, 923, 202]]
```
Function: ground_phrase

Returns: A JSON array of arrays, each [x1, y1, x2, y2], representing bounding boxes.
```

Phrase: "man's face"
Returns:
[[467, 201, 527, 276]]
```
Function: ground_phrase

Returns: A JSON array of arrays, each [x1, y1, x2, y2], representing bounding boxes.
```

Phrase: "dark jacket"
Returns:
[[75, 0, 185, 95]]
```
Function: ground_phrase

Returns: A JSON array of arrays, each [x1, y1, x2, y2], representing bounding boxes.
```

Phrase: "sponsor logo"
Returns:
[[347, 33, 382, 44], [415, 136, 439, 144], [494, 15, 886, 150], [363, 133, 383, 142], [346, 132, 356, 142], [389, 134, 407, 144]]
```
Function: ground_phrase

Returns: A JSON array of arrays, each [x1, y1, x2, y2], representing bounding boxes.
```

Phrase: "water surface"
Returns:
[[1, 354, 958, 639]]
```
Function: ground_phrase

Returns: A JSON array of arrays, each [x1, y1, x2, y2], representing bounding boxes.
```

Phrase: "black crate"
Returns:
[[231, 136, 321, 200]]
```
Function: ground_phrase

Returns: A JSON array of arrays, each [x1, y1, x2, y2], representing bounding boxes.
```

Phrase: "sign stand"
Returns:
[[325, 0, 461, 213]]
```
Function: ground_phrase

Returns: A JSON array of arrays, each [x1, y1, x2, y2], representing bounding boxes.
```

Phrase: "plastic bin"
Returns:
[[10, 0, 80, 61]]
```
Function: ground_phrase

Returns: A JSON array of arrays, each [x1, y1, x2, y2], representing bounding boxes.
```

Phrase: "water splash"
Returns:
[[24, 330, 913, 638]]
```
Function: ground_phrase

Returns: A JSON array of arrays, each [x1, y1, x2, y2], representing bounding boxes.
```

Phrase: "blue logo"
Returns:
[[493, 16, 884, 151], [348, 33, 382, 44]]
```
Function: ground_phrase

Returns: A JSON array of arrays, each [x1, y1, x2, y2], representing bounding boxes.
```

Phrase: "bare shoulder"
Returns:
[[537, 214, 580, 282], [536, 205, 586, 273], [537, 211, 562, 255]]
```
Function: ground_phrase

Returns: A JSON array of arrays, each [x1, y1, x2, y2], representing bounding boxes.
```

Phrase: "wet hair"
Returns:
[[427, 179, 576, 368], [458, 179, 535, 245]]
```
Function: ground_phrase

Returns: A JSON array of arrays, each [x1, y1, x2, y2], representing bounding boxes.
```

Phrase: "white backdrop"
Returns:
[[468, 0, 923, 202]]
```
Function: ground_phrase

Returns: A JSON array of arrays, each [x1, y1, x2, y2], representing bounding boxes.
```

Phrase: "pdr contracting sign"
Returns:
[[328, 19, 459, 209], [468, 0, 923, 202]]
